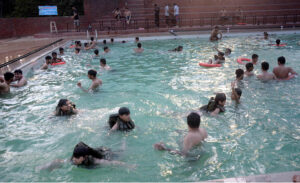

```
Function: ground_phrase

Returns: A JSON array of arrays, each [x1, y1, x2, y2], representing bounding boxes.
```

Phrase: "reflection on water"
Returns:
[[0, 34, 300, 181]]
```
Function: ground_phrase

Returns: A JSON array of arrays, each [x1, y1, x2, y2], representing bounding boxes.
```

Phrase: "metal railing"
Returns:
[[64, 14, 300, 33]]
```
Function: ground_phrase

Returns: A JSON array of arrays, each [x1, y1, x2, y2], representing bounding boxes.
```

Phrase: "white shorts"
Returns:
[[74, 20, 80, 26]]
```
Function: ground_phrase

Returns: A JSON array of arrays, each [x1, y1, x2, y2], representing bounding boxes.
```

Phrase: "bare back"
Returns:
[[273, 66, 294, 79], [183, 128, 207, 153], [0, 82, 10, 94]]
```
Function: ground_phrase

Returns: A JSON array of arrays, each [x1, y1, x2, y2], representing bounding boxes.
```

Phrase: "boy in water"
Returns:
[[0, 72, 14, 95], [11, 69, 27, 87], [103, 40, 107, 45], [154, 112, 207, 156], [235, 69, 244, 81], [100, 58, 111, 71], [252, 54, 259, 65], [208, 52, 225, 64], [110, 38, 114, 44], [75, 48, 80, 55], [244, 63, 254, 76], [52, 52, 62, 63], [77, 70, 102, 92], [41, 56, 52, 70], [273, 56, 298, 79], [263, 32, 269, 40], [231, 81, 242, 104], [103, 46, 110, 54], [257, 62, 276, 81], [275, 39, 281, 46], [214, 46, 231, 56], [109, 107, 135, 132], [94, 49, 99, 57], [59, 47, 64, 55], [134, 43, 144, 53], [135, 37, 140, 43]]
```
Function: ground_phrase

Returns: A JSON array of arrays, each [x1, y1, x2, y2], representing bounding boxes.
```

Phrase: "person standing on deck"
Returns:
[[173, 3, 179, 27], [165, 4, 170, 27], [72, 7, 80, 32], [154, 4, 160, 27]]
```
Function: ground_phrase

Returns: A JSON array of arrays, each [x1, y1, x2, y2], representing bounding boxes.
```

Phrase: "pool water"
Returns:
[[0, 33, 300, 181]]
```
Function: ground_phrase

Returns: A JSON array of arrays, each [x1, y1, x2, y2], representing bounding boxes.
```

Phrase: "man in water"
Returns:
[[134, 43, 144, 53], [210, 26, 222, 41], [41, 56, 52, 70], [169, 46, 183, 52], [10, 69, 27, 87], [244, 63, 254, 77], [100, 58, 111, 71], [273, 56, 298, 79], [103, 46, 110, 54], [0, 72, 14, 95], [263, 32, 269, 40], [109, 107, 135, 132], [235, 69, 244, 81], [252, 54, 259, 65], [257, 62, 276, 81], [231, 81, 242, 104], [154, 112, 207, 156], [77, 70, 102, 92]]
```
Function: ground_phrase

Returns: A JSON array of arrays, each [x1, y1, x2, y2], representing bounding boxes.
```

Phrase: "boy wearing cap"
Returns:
[[108, 107, 135, 131]]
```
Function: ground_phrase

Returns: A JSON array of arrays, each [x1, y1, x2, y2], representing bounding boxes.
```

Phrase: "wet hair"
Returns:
[[84, 43, 89, 47], [278, 56, 286, 64], [236, 69, 244, 78], [218, 52, 225, 56], [276, 39, 281, 45], [91, 37, 94, 41], [225, 48, 231, 54], [252, 54, 258, 59], [235, 88, 242, 97], [55, 99, 67, 116], [88, 70, 97, 77], [45, 56, 52, 60], [104, 46, 109, 51], [59, 47, 64, 52], [94, 49, 99, 55], [122, 40, 126, 43], [135, 37, 139, 41], [205, 93, 226, 112], [75, 48, 80, 53], [103, 40, 107, 44], [14, 69, 22, 74], [245, 63, 254, 71], [111, 38, 114, 43], [4, 72, 14, 81], [215, 93, 226, 104], [261, 61, 269, 71], [100, 58, 106, 65], [119, 107, 130, 116], [187, 112, 200, 129], [52, 52, 57, 56], [178, 46, 183, 50], [72, 142, 104, 159], [137, 43, 142, 48]]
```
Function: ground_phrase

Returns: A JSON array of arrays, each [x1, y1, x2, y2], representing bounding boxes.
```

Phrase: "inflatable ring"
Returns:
[[69, 45, 75, 48], [51, 62, 66, 66], [237, 57, 251, 64], [199, 62, 221, 67], [271, 44, 287, 47], [278, 74, 296, 81]]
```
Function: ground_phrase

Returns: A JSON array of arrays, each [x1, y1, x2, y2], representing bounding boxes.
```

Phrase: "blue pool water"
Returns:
[[0, 33, 299, 181]]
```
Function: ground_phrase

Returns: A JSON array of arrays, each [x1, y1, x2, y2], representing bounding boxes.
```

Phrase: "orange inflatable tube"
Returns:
[[237, 57, 251, 64], [199, 62, 221, 67]]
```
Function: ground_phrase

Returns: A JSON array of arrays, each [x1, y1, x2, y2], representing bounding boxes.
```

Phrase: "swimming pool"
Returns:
[[0, 33, 299, 181]]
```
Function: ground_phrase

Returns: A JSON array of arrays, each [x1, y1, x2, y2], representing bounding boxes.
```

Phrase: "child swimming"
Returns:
[[244, 63, 254, 76], [200, 93, 226, 116]]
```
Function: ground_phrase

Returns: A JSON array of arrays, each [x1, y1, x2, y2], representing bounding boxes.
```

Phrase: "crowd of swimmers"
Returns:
[[0, 30, 299, 178]]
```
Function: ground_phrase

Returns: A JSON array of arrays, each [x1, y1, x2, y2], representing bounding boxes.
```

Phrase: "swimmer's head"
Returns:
[[218, 52, 225, 57], [235, 69, 244, 80], [88, 69, 97, 79], [52, 52, 57, 58], [104, 46, 109, 52], [231, 88, 242, 100], [261, 61, 269, 71], [57, 99, 69, 112], [276, 39, 281, 45], [187, 112, 200, 129], [91, 37, 94, 41], [14, 69, 23, 80], [225, 48, 231, 55], [178, 46, 183, 51], [252, 54, 258, 64], [111, 38, 114, 43], [119, 107, 131, 122], [215, 93, 226, 106], [100, 58, 106, 67], [135, 37, 139, 42], [137, 43, 142, 48], [4, 72, 14, 83], [264, 32, 268, 36], [45, 56, 52, 64], [75, 48, 80, 54], [59, 47, 64, 54], [94, 49, 99, 55], [278, 56, 286, 65], [103, 40, 107, 44], [84, 43, 89, 47], [245, 63, 254, 72], [122, 40, 126, 43], [72, 142, 90, 165]]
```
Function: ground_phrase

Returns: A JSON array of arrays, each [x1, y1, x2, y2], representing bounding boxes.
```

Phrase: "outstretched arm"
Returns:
[[36, 159, 66, 172], [94, 159, 136, 169], [153, 142, 185, 156]]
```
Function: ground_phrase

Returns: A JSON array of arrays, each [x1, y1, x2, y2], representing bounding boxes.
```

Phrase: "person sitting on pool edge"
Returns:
[[231, 81, 242, 104], [77, 70, 102, 92], [134, 43, 144, 53], [100, 58, 111, 71], [108, 107, 135, 132], [273, 56, 298, 80], [0, 72, 14, 95], [236, 68, 244, 81], [55, 99, 78, 116], [257, 61, 276, 81], [59, 47, 64, 55], [251, 54, 259, 65], [169, 46, 183, 52], [210, 26, 222, 41], [154, 112, 207, 156], [244, 63, 254, 77], [103, 46, 110, 54], [41, 56, 52, 70], [37, 142, 134, 171], [200, 93, 226, 116], [10, 69, 27, 87]]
